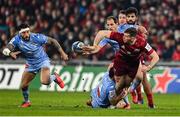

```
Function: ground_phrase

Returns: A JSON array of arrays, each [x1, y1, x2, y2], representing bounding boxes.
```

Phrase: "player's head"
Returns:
[[18, 23, 30, 41], [123, 27, 137, 44], [125, 7, 138, 25], [105, 16, 118, 31], [118, 10, 126, 25]]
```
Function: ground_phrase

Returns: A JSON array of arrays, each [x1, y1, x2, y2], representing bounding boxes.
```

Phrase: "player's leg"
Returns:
[[40, 67, 52, 85], [115, 75, 126, 95], [142, 72, 155, 108], [113, 57, 127, 94], [123, 75, 135, 109], [113, 56, 131, 108], [136, 85, 143, 104], [129, 62, 143, 104], [115, 75, 131, 109], [40, 67, 64, 88], [20, 71, 36, 107], [135, 63, 144, 104]]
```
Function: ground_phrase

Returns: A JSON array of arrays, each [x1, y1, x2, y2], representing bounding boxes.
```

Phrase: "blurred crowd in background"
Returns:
[[0, 0, 179, 61]]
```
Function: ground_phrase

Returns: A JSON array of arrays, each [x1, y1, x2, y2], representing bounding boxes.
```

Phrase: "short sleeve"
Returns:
[[9, 37, 17, 48], [36, 33, 48, 45], [99, 38, 109, 47], [143, 42, 154, 55]]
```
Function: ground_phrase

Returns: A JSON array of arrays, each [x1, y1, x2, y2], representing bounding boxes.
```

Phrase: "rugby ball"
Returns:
[[72, 41, 85, 53]]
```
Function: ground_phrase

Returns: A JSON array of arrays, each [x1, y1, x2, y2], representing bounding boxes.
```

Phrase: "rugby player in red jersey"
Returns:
[[125, 7, 155, 108]]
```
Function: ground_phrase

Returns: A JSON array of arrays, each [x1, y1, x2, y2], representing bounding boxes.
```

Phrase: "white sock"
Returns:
[[49, 75, 56, 83]]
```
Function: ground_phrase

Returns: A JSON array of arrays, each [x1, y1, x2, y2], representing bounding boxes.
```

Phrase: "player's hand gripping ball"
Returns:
[[72, 41, 85, 53]]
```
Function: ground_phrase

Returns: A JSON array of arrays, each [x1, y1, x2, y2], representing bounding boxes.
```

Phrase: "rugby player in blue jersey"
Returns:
[[86, 68, 127, 108], [2, 23, 68, 107]]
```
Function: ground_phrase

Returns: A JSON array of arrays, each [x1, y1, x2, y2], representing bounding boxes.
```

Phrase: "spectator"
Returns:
[[172, 43, 180, 61], [0, 0, 179, 62]]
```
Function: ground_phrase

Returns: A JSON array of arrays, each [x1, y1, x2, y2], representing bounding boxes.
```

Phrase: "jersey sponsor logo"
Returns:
[[145, 43, 152, 51]]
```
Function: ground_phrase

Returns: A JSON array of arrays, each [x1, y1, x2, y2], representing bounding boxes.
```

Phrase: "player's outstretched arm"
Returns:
[[82, 45, 102, 55], [93, 30, 111, 46], [82, 30, 111, 55], [47, 37, 68, 61], [2, 44, 21, 59]]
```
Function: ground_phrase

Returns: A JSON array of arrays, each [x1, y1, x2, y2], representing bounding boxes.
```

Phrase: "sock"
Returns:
[[130, 79, 141, 91], [136, 85, 143, 101], [130, 91, 136, 97], [22, 87, 29, 102], [130, 90, 137, 103], [146, 93, 154, 106], [123, 95, 129, 105], [49, 75, 56, 83]]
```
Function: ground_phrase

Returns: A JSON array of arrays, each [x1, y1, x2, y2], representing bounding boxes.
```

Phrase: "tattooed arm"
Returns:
[[47, 37, 68, 61]]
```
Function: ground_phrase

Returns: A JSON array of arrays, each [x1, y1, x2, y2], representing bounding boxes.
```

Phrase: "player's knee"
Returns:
[[40, 79, 50, 85], [21, 83, 29, 89]]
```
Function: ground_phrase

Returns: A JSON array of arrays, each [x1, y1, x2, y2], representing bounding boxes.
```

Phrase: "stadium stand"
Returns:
[[0, 0, 179, 61]]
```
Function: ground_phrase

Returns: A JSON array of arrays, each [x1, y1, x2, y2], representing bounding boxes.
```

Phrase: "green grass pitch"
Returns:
[[0, 90, 180, 116]]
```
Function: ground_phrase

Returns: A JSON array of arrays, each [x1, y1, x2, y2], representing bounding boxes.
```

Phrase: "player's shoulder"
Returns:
[[102, 38, 110, 42], [136, 34, 147, 47], [124, 23, 137, 28], [9, 34, 21, 45], [12, 34, 21, 41], [106, 76, 115, 88], [30, 33, 41, 38], [103, 38, 116, 43], [31, 33, 47, 40], [117, 24, 126, 30], [107, 82, 116, 91], [118, 24, 125, 28]]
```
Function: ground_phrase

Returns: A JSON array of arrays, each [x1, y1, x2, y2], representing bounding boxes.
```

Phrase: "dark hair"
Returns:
[[18, 23, 29, 31], [119, 10, 126, 15], [124, 27, 137, 37], [125, 7, 138, 16], [109, 67, 114, 78], [106, 16, 117, 24]]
